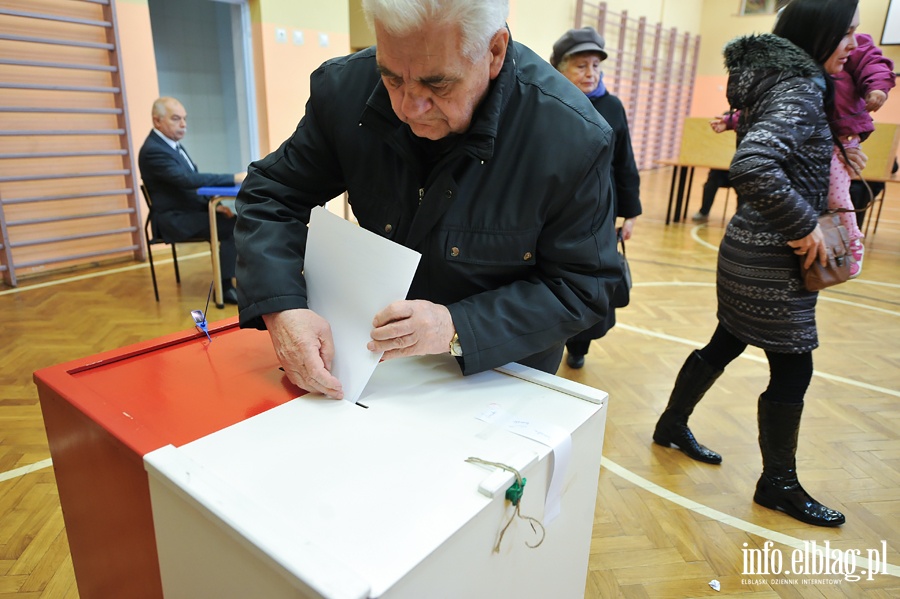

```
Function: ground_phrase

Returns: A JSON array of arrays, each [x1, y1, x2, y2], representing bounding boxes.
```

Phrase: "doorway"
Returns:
[[147, 0, 258, 173]]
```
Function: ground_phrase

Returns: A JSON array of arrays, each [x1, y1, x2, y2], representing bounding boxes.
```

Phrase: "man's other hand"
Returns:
[[263, 308, 343, 399], [368, 300, 455, 361]]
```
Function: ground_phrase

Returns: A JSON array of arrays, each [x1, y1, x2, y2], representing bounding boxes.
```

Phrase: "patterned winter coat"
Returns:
[[718, 34, 833, 353]]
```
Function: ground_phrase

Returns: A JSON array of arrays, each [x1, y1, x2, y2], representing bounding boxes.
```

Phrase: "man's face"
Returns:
[[154, 100, 187, 142], [375, 21, 508, 140]]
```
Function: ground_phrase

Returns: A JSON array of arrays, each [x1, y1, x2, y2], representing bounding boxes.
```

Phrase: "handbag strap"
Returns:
[[616, 227, 626, 256]]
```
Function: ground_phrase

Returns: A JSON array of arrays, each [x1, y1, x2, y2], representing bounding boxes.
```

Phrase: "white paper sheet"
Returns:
[[305, 207, 421, 402]]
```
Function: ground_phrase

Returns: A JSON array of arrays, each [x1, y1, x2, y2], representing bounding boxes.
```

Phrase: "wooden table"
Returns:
[[197, 184, 241, 308]]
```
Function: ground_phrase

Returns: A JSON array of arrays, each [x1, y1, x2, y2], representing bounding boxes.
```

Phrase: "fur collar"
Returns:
[[724, 33, 820, 78], [725, 33, 824, 110]]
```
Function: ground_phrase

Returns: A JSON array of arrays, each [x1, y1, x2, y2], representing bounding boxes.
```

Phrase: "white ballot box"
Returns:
[[144, 354, 608, 599]]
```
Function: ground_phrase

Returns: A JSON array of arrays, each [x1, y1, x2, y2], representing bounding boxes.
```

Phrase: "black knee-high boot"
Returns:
[[753, 397, 845, 527], [653, 350, 724, 464]]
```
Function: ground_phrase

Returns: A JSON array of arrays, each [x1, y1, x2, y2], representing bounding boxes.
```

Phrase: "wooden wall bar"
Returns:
[[576, 1, 701, 171], [0, 0, 142, 286]]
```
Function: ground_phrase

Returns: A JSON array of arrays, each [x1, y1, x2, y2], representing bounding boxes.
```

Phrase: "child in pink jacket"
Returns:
[[828, 32, 895, 276]]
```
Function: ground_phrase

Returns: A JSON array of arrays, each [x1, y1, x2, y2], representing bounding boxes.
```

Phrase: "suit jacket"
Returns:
[[138, 131, 235, 240]]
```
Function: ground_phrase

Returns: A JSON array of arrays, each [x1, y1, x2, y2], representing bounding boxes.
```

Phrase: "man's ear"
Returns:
[[488, 28, 510, 79]]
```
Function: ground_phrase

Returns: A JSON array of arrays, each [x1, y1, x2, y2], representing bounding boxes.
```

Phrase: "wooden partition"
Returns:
[[0, 0, 142, 286], [858, 123, 900, 180], [676, 116, 736, 168]]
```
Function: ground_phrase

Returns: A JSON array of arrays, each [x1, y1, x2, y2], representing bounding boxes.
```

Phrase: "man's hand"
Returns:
[[367, 300, 455, 361], [215, 203, 234, 217], [263, 309, 343, 399], [865, 90, 888, 112], [787, 224, 827, 270]]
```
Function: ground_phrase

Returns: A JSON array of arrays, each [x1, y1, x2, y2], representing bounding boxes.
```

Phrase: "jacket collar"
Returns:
[[151, 128, 179, 151], [359, 32, 518, 163]]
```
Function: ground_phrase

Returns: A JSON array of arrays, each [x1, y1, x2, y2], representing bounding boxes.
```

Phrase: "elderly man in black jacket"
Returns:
[[138, 97, 245, 304], [235, 0, 621, 398]]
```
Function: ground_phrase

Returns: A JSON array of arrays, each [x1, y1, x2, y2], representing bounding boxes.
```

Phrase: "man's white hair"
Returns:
[[362, 0, 509, 62], [151, 96, 181, 119]]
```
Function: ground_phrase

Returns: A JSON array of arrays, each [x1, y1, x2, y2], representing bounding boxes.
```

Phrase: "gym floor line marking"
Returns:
[[0, 458, 53, 483], [0, 251, 211, 296], [601, 457, 900, 578]]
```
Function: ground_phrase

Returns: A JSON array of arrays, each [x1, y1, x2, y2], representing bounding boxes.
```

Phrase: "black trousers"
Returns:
[[162, 212, 237, 280], [699, 169, 732, 215], [697, 324, 813, 404]]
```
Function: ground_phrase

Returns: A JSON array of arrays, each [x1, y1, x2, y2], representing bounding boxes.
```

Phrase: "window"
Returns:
[[884, 0, 900, 44], [739, 0, 789, 16]]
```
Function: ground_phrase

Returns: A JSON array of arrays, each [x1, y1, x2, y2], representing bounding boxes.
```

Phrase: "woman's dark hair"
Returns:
[[772, 0, 858, 65], [773, 0, 858, 145]]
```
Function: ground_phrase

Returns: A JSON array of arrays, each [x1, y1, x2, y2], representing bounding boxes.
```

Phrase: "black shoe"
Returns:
[[652, 350, 724, 464], [653, 421, 722, 464], [566, 353, 585, 369], [755, 397, 845, 527], [753, 474, 845, 527], [223, 287, 239, 305]]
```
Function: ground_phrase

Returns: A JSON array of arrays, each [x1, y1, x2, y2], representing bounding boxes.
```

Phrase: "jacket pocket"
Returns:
[[346, 190, 401, 241], [442, 228, 538, 266]]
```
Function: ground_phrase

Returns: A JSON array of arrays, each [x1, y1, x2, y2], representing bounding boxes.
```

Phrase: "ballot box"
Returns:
[[145, 356, 607, 599], [35, 318, 607, 599]]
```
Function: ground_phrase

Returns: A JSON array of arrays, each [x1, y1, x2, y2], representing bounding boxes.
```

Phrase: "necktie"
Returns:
[[176, 143, 196, 171]]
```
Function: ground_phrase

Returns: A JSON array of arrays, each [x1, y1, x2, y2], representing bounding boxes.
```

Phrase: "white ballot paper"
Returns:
[[305, 207, 421, 402]]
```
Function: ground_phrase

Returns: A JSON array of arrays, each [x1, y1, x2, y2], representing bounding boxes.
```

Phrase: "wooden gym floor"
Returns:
[[1, 166, 898, 597]]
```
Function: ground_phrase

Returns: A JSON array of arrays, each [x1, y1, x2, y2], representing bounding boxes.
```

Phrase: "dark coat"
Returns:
[[234, 40, 621, 375], [137, 131, 235, 241], [719, 34, 832, 353], [590, 92, 642, 219], [567, 91, 642, 350]]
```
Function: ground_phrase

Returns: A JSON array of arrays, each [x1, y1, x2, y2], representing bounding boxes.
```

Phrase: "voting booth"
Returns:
[[35, 319, 608, 598]]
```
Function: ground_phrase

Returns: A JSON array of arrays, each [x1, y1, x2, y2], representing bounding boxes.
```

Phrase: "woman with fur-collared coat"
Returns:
[[652, 0, 862, 527]]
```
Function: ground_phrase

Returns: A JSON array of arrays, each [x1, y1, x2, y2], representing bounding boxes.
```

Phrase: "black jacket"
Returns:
[[235, 39, 620, 374], [138, 131, 235, 240], [590, 93, 641, 219]]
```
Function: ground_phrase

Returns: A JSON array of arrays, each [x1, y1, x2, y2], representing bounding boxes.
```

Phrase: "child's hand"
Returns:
[[865, 90, 888, 112], [709, 117, 727, 133]]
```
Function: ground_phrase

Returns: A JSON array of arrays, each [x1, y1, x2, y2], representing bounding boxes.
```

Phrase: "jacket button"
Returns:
[[450, 246, 460, 257], [384, 223, 392, 233], [445, 190, 452, 199], [523, 252, 533, 261]]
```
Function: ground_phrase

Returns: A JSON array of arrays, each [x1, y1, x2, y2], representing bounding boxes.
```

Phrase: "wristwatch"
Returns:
[[449, 332, 463, 357]]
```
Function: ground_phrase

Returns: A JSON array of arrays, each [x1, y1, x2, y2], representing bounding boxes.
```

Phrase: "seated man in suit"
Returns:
[[138, 96, 246, 304]]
